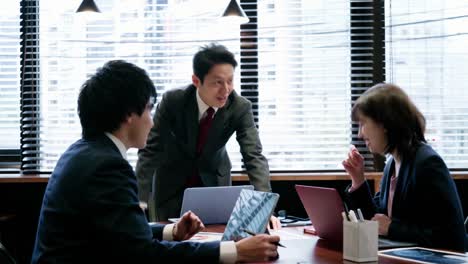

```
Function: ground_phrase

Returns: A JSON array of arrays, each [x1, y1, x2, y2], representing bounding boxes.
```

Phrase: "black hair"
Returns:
[[193, 43, 238, 83], [77, 60, 156, 139]]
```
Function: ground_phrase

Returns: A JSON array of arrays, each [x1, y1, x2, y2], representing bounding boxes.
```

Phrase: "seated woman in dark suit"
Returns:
[[342, 83, 467, 252]]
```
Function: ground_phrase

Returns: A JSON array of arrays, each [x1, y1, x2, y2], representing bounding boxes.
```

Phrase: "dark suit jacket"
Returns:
[[31, 135, 219, 263], [345, 143, 467, 252], [136, 85, 271, 220]]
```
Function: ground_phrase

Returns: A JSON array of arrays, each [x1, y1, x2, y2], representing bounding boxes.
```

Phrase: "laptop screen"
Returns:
[[222, 189, 279, 241], [179, 185, 254, 224], [295, 185, 344, 242]]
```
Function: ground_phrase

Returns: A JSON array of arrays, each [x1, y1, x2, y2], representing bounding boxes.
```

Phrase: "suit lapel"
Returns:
[[382, 160, 393, 211], [392, 158, 410, 214], [184, 86, 199, 158]]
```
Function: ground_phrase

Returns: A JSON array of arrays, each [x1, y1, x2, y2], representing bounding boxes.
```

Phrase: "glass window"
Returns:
[[37, 0, 241, 171], [0, 0, 21, 150], [386, 0, 468, 168], [256, 0, 351, 170]]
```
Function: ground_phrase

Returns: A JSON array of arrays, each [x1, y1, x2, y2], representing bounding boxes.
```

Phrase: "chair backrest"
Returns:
[[465, 216, 468, 251], [0, 241, 16, 264]]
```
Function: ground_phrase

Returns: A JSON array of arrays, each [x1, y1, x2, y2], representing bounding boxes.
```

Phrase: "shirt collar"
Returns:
[[196, 89, 218, 121], [105, 132, 127, 159]]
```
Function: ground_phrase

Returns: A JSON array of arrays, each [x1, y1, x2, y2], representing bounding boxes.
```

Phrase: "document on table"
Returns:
[[269, 229, 314, 240], [189, 232, 223, 242]]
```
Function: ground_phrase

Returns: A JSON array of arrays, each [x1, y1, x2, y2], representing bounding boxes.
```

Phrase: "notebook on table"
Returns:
[[169, 185, 254, 224], [295, 184, 417, 249], [222, 189, 279, 241]]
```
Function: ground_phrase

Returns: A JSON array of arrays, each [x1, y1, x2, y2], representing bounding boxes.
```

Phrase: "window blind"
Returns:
[[0, 0, 21, 172], [20, 0, 382, 173], [350, 0, 386, 171], [241, 0, 353, 170], [21, 0, 468, 174], [385, 0, 468, 168], [22, 0, 242, 173], [0, 1, 21, 150]]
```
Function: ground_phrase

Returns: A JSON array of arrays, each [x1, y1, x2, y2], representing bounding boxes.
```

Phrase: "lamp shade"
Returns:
[[76, 0, 101, 13], [221, 0, 249, 24]]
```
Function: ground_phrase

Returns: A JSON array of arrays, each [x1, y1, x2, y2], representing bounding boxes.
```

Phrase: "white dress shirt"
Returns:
[[105, 132, 238, 263]]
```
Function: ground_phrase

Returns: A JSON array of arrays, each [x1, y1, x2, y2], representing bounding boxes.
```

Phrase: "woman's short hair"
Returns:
[[352, 83, 426, 158]]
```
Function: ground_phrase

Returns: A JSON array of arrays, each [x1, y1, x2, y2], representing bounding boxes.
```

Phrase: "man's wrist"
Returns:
[[162, 224, 175, 241], [172, 224, 177, 240], [220, 241, 237, 264]]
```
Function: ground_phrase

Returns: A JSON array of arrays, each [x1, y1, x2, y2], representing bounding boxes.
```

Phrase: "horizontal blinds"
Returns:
[[385, 0, 468, 168], [22, 0, 242, 172], [20, 0, 41, 173], [350, 0, 385, 171], [21, 0, 468, 173], [252, 0, 352, 170], [0, 1, 21, 152]]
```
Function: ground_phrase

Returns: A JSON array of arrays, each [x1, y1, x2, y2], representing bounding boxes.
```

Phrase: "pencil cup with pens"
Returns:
[[342, 209, 378, 262]]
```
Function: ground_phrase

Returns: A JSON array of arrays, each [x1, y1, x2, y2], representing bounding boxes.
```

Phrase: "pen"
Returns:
[[348, 210, 359, 223], [341, 212, 348, 221], [241, 228, 286, 248], [343, 202, 351, 221], [357, 208, 365, 221]]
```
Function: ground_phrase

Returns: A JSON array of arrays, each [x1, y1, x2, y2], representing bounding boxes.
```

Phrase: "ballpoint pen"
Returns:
[[343, 202, 351, 221], [348, 210, 359, 223], [356, 208, 365, 221], [241, 228, 286, 248]]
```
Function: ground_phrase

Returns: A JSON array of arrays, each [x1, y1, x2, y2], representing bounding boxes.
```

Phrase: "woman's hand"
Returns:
[[371, 213, 391, 236], [342, 145, 366, 191]]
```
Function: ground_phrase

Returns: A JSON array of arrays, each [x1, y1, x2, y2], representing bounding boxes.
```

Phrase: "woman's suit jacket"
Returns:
[[346, 143, 467, 252], [32, 135, 219, 263], [136, 85, 271, 221]]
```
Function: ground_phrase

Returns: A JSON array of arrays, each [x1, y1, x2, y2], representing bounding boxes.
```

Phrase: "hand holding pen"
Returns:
[[234, 229, 281, 262], [241, 228, 286, 248]]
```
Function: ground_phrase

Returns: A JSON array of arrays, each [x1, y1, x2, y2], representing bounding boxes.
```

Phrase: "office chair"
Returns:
[[0, 241, 16, 264], [465, 216, 468, 252]]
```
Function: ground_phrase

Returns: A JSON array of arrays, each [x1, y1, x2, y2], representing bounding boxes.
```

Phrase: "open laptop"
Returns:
[[295, 184, 417, 249], [295, 184, 344, 242], [170, 185, 254, 224], [222, 189, 279, 241]]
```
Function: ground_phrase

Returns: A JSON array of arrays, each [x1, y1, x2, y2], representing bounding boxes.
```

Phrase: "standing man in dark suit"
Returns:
[[136, 44, 277, 225], [31, 60, 280, 263]]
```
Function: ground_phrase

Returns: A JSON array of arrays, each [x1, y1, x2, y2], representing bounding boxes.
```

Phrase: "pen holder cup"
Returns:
[[343, 220, 378, 262]]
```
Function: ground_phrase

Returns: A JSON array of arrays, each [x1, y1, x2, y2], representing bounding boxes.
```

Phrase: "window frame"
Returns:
[[16, 0, 467, 174]]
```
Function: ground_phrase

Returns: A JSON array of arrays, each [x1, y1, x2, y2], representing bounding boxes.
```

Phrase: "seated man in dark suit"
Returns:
[[31, 60, 280, 263]]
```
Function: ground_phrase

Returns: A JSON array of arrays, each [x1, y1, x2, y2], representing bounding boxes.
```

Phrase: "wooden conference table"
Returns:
[[203, 225, 420, 264]]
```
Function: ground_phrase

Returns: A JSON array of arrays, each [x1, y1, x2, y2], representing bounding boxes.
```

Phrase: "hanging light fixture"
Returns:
[[76, 0, 101, 13], [221, 0, 249, 24]]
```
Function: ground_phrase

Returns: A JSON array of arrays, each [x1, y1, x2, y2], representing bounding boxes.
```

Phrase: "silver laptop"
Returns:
[[171, 185, 255, 224]]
